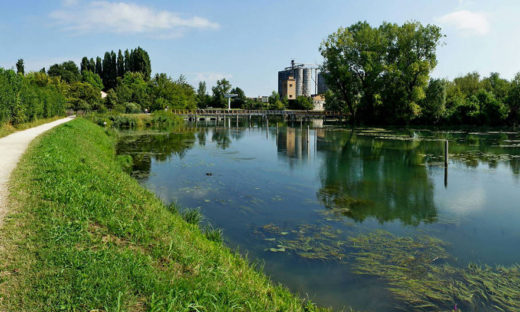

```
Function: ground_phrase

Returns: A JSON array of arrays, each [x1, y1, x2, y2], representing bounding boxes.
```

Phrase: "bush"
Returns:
[[0, 68, 66, 126]]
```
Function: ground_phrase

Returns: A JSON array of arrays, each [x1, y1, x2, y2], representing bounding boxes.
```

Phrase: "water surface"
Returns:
[[117, 121, 520, 311]]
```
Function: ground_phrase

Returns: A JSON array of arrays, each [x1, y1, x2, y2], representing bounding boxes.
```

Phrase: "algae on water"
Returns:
[[255, 224, 520, 311]]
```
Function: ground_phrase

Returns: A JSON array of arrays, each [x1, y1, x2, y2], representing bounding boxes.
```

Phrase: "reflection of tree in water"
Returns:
[[211, 128, 232, 150], [116, 129, 197, 180], [316, 131, 438, 226]]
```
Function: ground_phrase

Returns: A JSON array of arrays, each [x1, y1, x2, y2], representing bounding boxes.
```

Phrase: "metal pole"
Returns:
[[444, 140, 449, 167]]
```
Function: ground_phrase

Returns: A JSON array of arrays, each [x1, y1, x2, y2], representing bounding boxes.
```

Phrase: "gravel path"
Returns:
[[0, 117, 74, 227]]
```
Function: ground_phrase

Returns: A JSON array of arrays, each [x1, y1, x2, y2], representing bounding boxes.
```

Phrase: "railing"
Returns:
[[170, 109, 344, 117]]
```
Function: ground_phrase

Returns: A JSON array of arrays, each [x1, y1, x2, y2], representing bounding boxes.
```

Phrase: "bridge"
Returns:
[[170, 109, 345, 121]]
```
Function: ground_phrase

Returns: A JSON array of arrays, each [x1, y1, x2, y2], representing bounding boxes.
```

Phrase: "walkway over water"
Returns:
[[171, 109, 345, 121]]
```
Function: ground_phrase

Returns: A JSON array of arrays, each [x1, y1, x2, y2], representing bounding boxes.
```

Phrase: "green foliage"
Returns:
[[16, 59, 24, 75], [230, 87, 246, 108], [421, 78, 447, 123], [48, 61, 81, 83], [196, 81, 211, 108], [507, 73, 520, 123], [244, 98, 268, 110], [476, 89, 509, 125], [149, 73, 196, 111], [67, 81, 103, 111], [0, 68, 66, 126], [81, 70, 104, 90], [211, 78, 232, 108], [115, 72, 149, 109], [181, 208, 202, 225], [202, 225, 223, 243], [293, 96, 314, 110], [0, 118, 323, 312], [320, 21, 443, 124]]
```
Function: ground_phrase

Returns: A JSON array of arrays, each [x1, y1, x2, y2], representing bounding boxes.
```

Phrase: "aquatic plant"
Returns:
[[256, 223, 347, 261], [349, 231, 520, 311], [181, 208, 202, 225], [256, 224, 520, 311], [203, 225, 223, 243]]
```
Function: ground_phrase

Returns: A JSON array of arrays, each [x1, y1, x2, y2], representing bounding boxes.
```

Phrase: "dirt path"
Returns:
[[0, 117, 74, 227]]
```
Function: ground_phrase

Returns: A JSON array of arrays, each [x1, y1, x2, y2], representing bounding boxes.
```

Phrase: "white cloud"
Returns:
[[436, 10, 490, 36], [50, 1, 219, 38]]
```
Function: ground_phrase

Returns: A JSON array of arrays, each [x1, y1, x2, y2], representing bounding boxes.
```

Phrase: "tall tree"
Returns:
[[196, 81, 210, 108], [16, 59, 24, 75], [320, 22, 387, 124], [507, 73, 520, 124], [117, 50, 125, 77], [88, 58, 96, 72], [212, 79, 232, 108], [124, 49, 131, 73], [421, 79, 447, 123], [129, 47, 151, 80], [230, 87, 246, 108], [95, 57, 103, 76], [320, 21, 442, 124], [80, 57, 89, 72], [48, 61, 81, 83], [381, 22, 443, 123]]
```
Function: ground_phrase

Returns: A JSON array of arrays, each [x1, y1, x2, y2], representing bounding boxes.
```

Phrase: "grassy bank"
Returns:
[[85, 111, 184, 130], [0, 116, 65, 138], [0, 118, 325, 311]]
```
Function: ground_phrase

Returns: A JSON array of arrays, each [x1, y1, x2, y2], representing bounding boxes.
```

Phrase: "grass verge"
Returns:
[[0, 116, 64, 138], [0, 118, 326, 312]]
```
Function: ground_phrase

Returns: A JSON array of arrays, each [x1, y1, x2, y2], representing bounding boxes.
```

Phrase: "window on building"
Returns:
[[289, 84, 292, 87]]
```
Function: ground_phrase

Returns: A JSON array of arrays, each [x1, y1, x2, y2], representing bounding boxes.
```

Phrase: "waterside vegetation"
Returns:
[[0, 118, 326, 312]]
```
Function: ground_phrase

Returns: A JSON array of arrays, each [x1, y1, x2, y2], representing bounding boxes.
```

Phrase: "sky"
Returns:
[[1, 0, 520, 96]]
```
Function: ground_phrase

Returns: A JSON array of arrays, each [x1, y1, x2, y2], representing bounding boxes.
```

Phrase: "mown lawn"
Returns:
[[0, 118, 326, 312]]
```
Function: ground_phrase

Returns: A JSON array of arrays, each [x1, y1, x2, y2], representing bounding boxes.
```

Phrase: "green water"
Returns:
[[116, 120, 520, 311]]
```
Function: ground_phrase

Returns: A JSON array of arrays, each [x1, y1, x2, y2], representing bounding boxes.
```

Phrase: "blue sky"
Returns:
[[1, 0, 520, 96]]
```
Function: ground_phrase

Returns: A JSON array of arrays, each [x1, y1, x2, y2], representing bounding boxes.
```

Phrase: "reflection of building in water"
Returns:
[[315, 128, 328, 151], [276, 127, 310, 160]]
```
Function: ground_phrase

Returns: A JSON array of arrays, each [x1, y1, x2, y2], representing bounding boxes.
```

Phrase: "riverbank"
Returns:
[[0, 117, 74, 230], [0, 118, 326, 311]]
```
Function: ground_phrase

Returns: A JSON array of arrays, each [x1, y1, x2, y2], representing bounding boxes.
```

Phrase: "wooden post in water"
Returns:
[[307, 125, 310, 143], [444, 140, 449, 167], [236, 114, 238, 128]]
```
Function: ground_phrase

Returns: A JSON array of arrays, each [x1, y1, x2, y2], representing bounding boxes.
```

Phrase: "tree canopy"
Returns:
[[320, 21, 443, 124]]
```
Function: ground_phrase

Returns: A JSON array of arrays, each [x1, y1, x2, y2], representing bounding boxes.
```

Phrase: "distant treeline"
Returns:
[[321, 21, 520, 126]]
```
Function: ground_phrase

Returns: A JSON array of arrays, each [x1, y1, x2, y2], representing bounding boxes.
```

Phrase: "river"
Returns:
[[116, 119, 520, 311]]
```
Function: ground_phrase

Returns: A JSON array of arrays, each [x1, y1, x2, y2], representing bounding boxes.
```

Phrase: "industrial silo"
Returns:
[[302, 68, 312, 97], [295, 67, 303, 97], [318, 72, 328, 94], [278, 70, 290, 96]]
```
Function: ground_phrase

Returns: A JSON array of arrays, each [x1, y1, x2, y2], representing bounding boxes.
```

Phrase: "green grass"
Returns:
[[0, 116, 64, 138], [0, 118, 326, 312]]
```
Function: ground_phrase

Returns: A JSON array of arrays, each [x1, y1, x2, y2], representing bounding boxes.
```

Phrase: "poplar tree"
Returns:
[[117, 50, 125, 77]]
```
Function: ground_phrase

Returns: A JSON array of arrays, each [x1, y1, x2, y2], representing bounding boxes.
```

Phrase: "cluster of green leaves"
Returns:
[[79, 47, 151, 90], [321, 21, 520, 126], [196, 79, 251, 109], [427, 72, 517, 126], [0, 68, 66, 126], [320, 21, 443, 124], [105, 72, 197, 113], [41, 47, 197, 114], [0, 118, 326, 312]]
